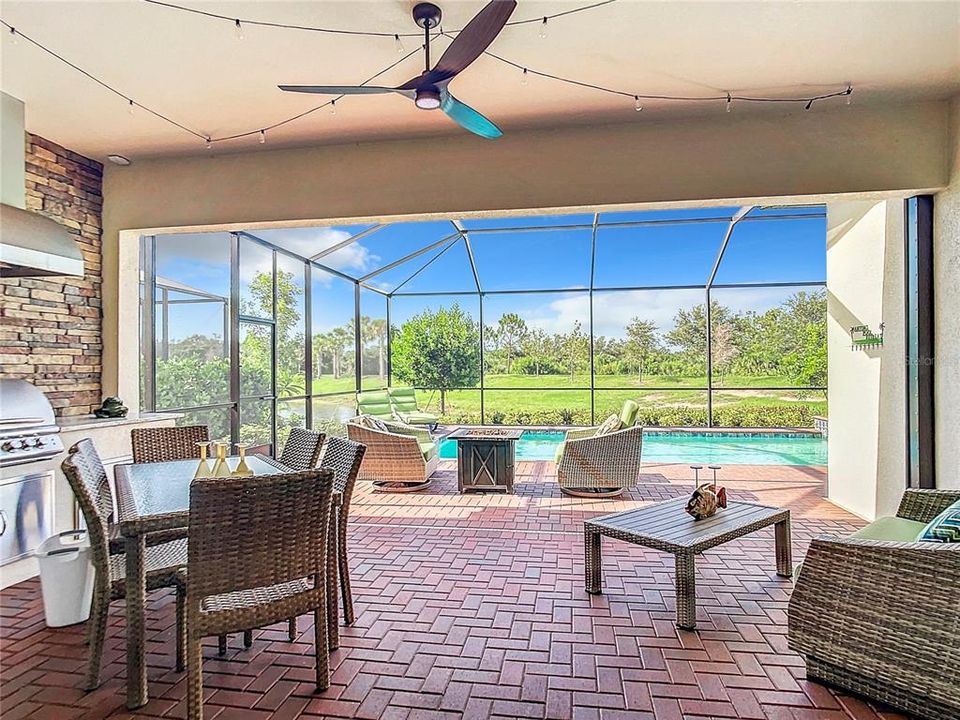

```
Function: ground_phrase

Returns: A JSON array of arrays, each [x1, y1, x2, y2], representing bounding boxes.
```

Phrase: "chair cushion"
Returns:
[[619, 400, 640, 428], [849, 516, 927, 542], [594, 414, 622, 437], [554, 441, 566, 464], [357, 391, 394, 419], [917, 500, 960, 542], [399, 411, 438, 425], [389, 387, 420, 413], [354, 415, 389, 433]]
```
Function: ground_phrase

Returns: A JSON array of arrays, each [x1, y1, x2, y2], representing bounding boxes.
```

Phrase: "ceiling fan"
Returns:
[[279, 0, 517, 139]]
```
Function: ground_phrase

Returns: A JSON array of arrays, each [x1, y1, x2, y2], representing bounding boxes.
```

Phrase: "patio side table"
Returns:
[[584, 497, 792, 629], [447, 428, 522, 493]]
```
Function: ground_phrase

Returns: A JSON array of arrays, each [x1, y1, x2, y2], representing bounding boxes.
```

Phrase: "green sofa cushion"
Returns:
[[849, 516, 928, 542], [418, 440, 437, 461], [619, 400, 639, 428], [389, 387, 419, 411], [917, 500, 960, 542]]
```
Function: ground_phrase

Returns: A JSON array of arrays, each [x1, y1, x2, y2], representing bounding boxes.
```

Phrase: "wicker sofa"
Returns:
[[787, 488, 960, 720], [346, 418, 438, 492]]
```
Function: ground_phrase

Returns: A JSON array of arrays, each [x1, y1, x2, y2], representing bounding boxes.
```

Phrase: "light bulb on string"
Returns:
[[234, 19, 244, 40], [634, 96, 643, 112], [845, 85, 852, 106], [259, 130, 266, 144], [205, 137, 213, 150], [804, 99, 814, 111], [330, 99, 337, 115], [394, 34, 404, 54], [9, 26, 18, 45], [539, 17, 548, 39], [127, 99, 135, 116], [725, 93, 732, 113], [521, 68, 529, 86]]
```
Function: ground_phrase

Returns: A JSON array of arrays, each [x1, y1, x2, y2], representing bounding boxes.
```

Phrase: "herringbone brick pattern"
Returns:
[[1, 460, 910, 719]]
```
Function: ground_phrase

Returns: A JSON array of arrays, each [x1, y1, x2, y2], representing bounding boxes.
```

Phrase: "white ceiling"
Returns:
[[2, 1, 958, 161]]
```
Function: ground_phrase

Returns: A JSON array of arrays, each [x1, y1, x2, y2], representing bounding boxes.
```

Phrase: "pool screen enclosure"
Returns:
[[140, 206, 828, 452]]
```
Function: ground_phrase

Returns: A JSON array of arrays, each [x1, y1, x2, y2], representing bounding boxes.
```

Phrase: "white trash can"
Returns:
[[37, 530, 95, 627]]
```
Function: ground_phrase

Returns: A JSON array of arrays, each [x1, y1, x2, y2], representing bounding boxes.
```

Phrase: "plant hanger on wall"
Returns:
[[279, 0, 516, 139]]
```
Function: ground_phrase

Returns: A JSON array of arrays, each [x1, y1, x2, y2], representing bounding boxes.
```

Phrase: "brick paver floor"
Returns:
[[1, 460, 911, 719]]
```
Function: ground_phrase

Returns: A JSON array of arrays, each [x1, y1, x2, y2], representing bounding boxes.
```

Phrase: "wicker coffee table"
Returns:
[[584, 497, 792, 629]]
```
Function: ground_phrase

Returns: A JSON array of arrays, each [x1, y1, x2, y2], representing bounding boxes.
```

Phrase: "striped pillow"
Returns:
[[917, 500, 960, 543]]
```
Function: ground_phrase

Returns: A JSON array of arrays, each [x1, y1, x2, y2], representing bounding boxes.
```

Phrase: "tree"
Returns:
[[559, 321, 589, 379], [492, 313, 527, 375], [520, 327, 552, 376], [391, 304, 480, 413], [624, 318, 660, 382], [711, 323, 739, 384]]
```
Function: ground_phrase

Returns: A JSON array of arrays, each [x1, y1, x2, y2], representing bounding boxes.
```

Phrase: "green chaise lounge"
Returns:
[[388, 387, 439, 429], [787, 488, 960, 720], [356, 390, 395, 421], [556, 400, 643, 498]]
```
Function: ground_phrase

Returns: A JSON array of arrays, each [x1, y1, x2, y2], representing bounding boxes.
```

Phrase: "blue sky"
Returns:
[[153, 206, 825, 342]]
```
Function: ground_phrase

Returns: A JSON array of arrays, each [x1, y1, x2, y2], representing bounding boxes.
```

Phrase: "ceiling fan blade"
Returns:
[[278, 85, 412, 97], [430, 0, 517, 83], [441, 92, 502, 139]]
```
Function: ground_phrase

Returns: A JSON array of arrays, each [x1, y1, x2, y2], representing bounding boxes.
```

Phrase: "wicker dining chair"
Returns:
[[131, 425, 210, 464], [287, 436, 366, 646], [61, 439, 187, 691], [215, 427, 327, 654], [278, 427, 326, 471], [184, 468, 335, 720]]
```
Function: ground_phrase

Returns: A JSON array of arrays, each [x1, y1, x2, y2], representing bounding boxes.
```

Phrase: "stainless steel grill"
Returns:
[[0, 380, 64, 468]]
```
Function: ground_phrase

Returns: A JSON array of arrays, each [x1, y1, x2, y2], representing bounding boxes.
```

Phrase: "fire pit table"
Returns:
[[447, 427, 523, 493]]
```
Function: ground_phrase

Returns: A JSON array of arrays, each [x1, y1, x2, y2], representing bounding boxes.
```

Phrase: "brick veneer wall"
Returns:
[[0, 134, 103, 417]]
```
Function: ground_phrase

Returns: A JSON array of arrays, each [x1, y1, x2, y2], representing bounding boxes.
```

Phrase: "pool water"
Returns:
[[438, 430, 827, 466]]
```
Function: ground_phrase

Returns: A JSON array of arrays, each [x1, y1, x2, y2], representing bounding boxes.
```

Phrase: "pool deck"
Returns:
[[0, 459, 903, 720]]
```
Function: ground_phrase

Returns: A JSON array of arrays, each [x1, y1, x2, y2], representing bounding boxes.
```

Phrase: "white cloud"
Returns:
[[497, 286, 804, 340]]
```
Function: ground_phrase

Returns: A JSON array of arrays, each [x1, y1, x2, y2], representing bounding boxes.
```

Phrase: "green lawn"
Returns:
[[308, 372, 826, 427]]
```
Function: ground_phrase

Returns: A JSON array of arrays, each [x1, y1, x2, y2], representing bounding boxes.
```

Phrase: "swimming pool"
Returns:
[[438, 430, 827, 466]]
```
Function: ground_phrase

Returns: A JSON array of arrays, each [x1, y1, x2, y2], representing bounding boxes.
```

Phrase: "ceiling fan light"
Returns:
[[415, 89, 441, 110]]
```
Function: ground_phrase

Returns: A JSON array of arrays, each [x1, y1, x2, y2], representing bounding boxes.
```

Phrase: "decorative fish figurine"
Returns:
[[685, 465, 727, 520], [685, 482, 728, 520]]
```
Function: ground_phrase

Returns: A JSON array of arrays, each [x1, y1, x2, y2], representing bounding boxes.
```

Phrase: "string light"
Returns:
[[205, 137, 213, 150], [128, 99, 135, 115], [634, 95, 642, 112], [0, 16, 856, 149], [539, 17, 548, 39], [330, 99, 337, 115], [234, 18, 244, 40], [394, 33, 404, 54], [143, 0, 618, 39], [8, 25, 17, 44], [804, 99, 814, 111], [845, 84, 852, 106], [259, 129, 266, 144]]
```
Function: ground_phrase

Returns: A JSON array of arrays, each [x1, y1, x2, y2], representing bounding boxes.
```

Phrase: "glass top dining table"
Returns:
[[113, 455, 340, 709]]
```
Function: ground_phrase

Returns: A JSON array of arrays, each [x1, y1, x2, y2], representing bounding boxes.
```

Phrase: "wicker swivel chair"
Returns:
[[184, 468, 335, 720], [61, 439, 187, 690], [131, 425, 210, 464], [278, 427, 326, 471], [556, 425, 644, 498], [346, 418, 437, 492], [788, 488, 960, 720]]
